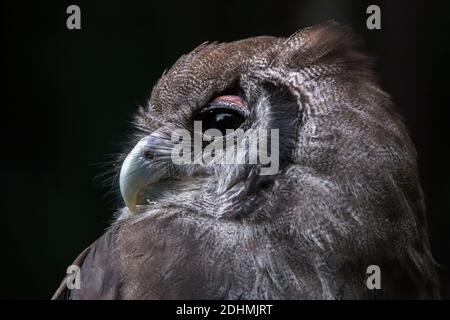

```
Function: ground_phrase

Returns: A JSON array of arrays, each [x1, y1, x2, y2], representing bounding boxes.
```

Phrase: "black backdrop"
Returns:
[[1, 0, 449, 299]]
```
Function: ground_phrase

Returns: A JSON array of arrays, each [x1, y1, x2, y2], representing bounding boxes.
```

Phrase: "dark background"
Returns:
[[1, 0, 449, 299]]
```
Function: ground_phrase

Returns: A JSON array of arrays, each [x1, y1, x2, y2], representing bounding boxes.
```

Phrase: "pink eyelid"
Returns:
[[211, 95, 245, 109]]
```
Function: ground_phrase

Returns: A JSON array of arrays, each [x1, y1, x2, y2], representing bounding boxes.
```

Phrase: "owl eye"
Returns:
[[196, 95, 246, 135], [200, 108, 245, 135]]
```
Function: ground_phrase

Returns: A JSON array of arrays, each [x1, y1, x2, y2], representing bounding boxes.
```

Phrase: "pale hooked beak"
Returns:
[[119, 135, 167, 213]]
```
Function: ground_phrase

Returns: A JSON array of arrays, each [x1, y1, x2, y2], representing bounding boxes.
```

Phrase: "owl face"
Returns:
[[119, 36, 299, 218], [114, 23, 437, 299]]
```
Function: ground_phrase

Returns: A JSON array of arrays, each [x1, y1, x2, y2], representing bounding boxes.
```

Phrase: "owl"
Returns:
[[53, 22, 439, 299]]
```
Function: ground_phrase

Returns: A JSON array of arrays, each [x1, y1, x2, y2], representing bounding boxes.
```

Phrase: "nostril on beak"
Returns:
[[140, 135, 161, 161], [143, 148, 155, 160]]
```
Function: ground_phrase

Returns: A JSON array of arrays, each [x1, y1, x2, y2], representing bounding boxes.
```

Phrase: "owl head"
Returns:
[[112, 22, 439, 299], [120, 23, 370, 216]]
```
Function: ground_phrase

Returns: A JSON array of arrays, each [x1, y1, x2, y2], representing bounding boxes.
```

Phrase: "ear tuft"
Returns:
[[271, 21, 371, 71]]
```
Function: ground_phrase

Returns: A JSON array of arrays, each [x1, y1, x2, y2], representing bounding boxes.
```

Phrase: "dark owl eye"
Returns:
[[196, 95, 246, 135], [200, 108, 245, 135]]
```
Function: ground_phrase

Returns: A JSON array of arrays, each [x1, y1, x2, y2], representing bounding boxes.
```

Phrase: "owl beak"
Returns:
[[119, 136, 165, 214]]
